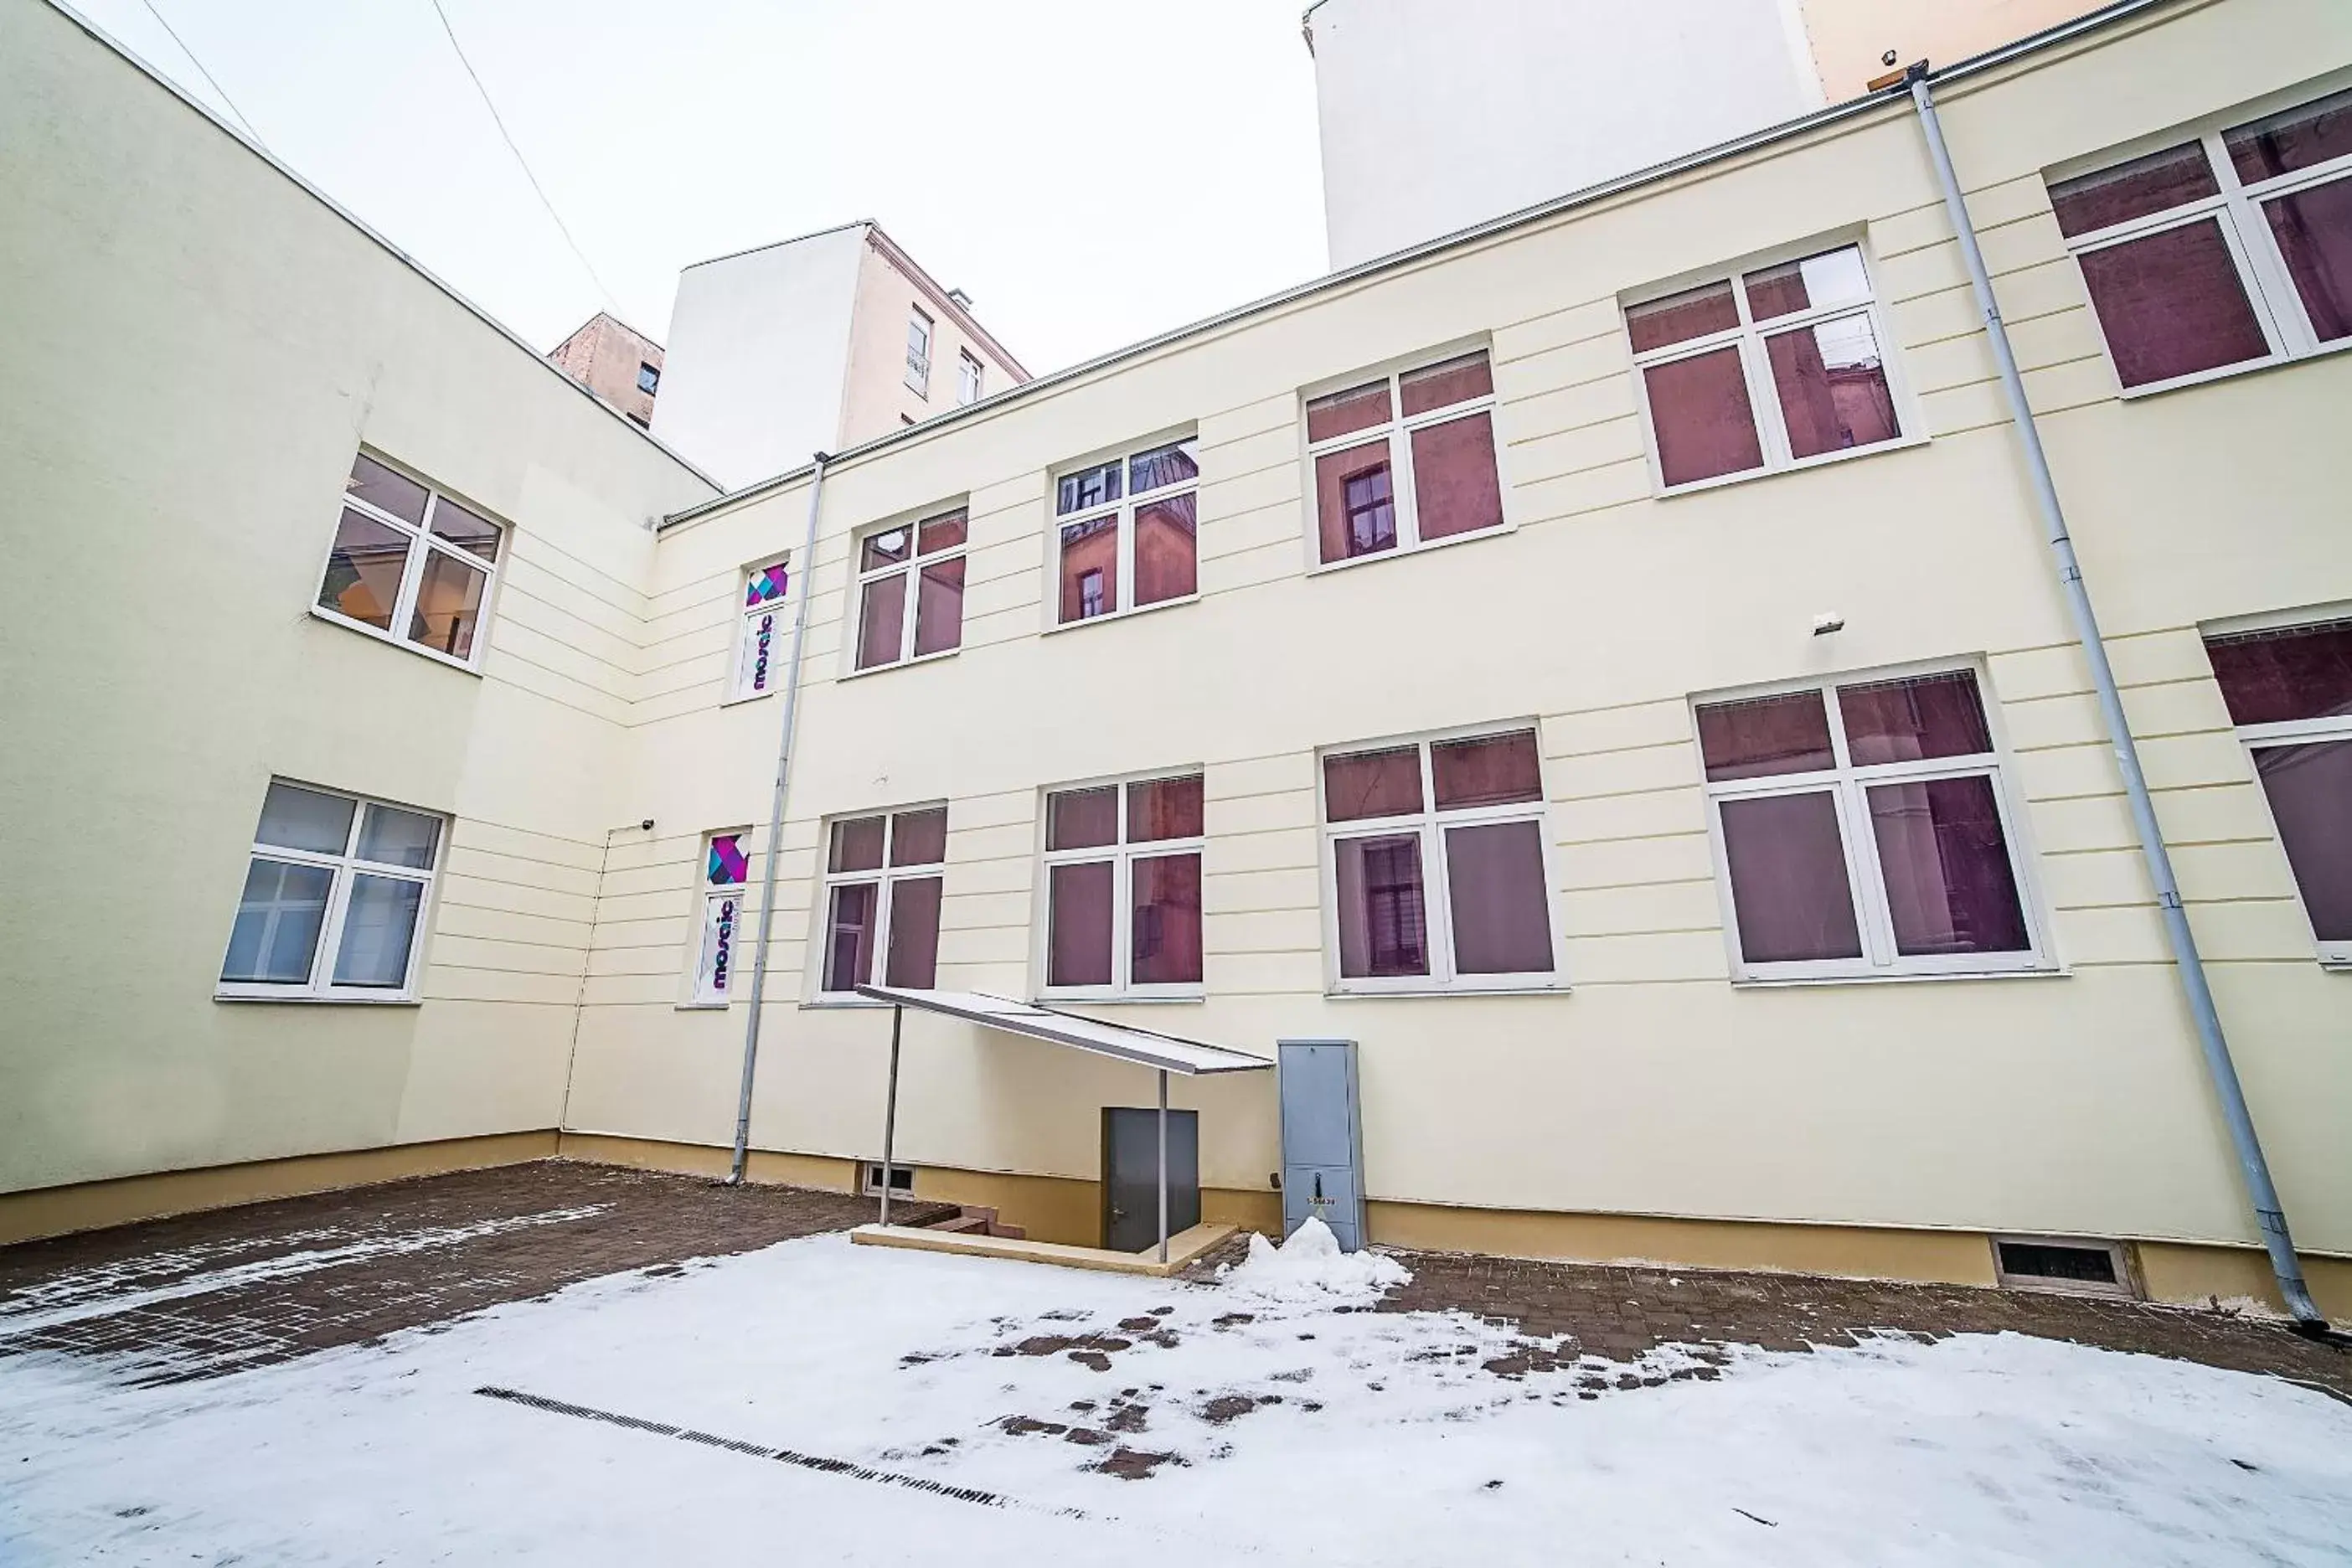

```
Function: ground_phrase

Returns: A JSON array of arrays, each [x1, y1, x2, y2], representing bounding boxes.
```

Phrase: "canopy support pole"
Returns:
[[879, 1003, 903, 1228], [1156, 1069, 1170, 1265]]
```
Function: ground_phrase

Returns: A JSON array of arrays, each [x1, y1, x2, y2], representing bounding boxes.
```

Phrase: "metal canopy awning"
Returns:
[[852, 985, 1271, 1262]]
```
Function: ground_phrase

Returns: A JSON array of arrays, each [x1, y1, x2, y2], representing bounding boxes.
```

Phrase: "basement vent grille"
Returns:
[[1993, 1237, 2132, 1297], [862, 1162, 916, 1197]]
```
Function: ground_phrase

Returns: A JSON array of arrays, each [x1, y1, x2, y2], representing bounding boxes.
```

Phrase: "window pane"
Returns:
[[913, 557, 964, 657], [345, 455, 428, 525], [2260, 179, 2352, 343], [1643, 347, 1764, 487], [2049, 143, 2220, 237], [890, 807, 947, 866], [745, 564, 787, 607], [1057, 462, 1122, 516], [1127, 776, 1204, 841], [2075, 220, 2271, 387], [221, 859, 333, 983], [406, 552, 487, 659], [1314, 440, 1397, 563], [739, 602, 780, 696], [1324, 746, 1424, 822], [1626, 281, 1740, 353], [829, 815, 885, 873], [917, 510, 967, 554], [1306, 380, 1392, 444], [1696, 691, 1834, 781], [2205, 621, 2352, 725], [1334, 833, 1430, 978], [1766, 313, 1900, 459], [885, 876, 943, 988], [1048, 861, 1114, 987], [1431, 730, 1541, 809], [857, 572, 906, 668], [333, 873, 425, 987], [1866, 776, 2030, 957], [2251, 740, 2352, 941], [428, 497, 499, 562], [255, 781, 355, 854], [824, 882, 879, 992], [2224, 87, 2352, 183], [1127, 440, 1199, 494], [1134, 495, 1198, 606], [1742, 246, 1871, 322], [1047, 786, 1118, 850], [1443, 821, 1554, 975], [861, 528, 912, 571], [1408, 411, 1504, 541], [1719, 792, 1863, 963], [1131, 853, 1203, 985], [708, 832, 749, 886], [698, 892, 741, 1001], [317, 509, 410, 630], [1399, 352, 1492, 415], [1059, 515, 1119, 622], [1839, 670, 1993, 765], [356, 803, 440, 869]]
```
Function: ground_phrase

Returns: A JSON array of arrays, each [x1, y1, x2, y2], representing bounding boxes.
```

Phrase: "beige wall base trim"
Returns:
[[553, 1132, 859, 1194], [0, 1131, 560, 1248], [851, 1220, 1237, 1278], [2137, 1242, 2352, 1320]]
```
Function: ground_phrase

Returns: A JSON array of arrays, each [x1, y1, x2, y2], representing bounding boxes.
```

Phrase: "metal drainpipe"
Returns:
[[729, 453, 832, 1185], [1904, 64, 2326, 1332]]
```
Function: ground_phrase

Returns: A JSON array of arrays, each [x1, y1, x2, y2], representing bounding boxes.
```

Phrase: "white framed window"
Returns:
[[730, 558, 790, 701], [1693, 664, 2049, 983], [691, 830, 752, 1006], [1623, 242, 1908, 493], [2203, 616, 2352, 966], [1050, 437, 1199, 627], [314, 453, 504, 669], [2048, 83, 2352, 395], [1317, 727, 1559, 994], [218, 781, 444, 1002], [852, 508, 966, 672], [1039, 773, 1204, 999], [818, 807, 947, 996], [957, 349, 984, 406], [1303, 348, 1504, 568], [905, 308, 933, 396]]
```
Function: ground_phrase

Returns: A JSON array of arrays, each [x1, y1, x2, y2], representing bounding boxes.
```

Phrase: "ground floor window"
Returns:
[[1040, 773, 1204, 997], [821, 807, 947, 994], [691, 830, 751, 1004], [218, 781, 443, 1000]]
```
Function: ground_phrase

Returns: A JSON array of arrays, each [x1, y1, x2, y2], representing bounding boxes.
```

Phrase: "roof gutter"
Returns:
[[661, 0, 2181, 531]]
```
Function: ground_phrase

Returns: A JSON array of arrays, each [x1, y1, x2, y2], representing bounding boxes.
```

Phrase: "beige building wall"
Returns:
[[837, 230, 1031, 442]]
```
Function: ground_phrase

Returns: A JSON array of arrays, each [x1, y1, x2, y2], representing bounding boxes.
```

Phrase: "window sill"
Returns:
[[1304, 519, 1514, 580], [214, 990, 422, 1007], [1655, 433, 1927, 501], [719, 689, 778, 709], [677, 1000, 730, 1011], [2112, 335, 2352, 400], [308, 605, 487, 676], [1729, 964, 2066, 990], [1324, 983, 1566, 999], [1040, 593, 1201, 636], [803, 995, 890, 1009], [839, 646, 960, 683], [1035, 993, 1207, 1006]]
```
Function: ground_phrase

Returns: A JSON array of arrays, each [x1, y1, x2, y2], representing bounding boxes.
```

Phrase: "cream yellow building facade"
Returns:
[[4, 0, 2348, 1315]]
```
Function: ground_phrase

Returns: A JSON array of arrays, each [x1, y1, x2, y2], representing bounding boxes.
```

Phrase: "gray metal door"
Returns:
[[1101, 1106, 1199, 1253], [1279, 1039, 1366, 1251]]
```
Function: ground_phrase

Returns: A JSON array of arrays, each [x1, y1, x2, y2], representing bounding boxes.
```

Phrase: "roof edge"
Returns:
[[865, 222, 1033, 382]]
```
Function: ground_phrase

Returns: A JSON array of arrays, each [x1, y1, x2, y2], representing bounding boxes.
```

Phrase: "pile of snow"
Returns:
[[1219, 1217, 1410, 1303]]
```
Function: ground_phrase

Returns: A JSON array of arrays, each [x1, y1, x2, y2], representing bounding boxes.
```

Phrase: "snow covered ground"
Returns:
[[3, 1225, 2348, 1565]]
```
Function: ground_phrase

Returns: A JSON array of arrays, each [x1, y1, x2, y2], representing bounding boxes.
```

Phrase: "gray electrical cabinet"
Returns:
[[1278, 1038, 1366, 1252]]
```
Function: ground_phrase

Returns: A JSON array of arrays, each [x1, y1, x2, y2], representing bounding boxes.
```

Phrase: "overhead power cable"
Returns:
[[138, 0, 266, 147]]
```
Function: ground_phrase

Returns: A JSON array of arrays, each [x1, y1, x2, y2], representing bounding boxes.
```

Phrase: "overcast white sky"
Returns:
[[75, 0, 1332, 372]]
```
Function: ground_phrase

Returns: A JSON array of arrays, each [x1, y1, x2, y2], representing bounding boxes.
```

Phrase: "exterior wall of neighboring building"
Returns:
[[548, 312, 665, 427], [0, 2, 714, 1206], [1800, 0, 2109, 101], [837, 232, 1031, 441]]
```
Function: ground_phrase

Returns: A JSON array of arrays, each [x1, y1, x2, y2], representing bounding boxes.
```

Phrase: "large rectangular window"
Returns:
[[820, 807, 947, 996], [1318, 728, 1557, 993], [316, 453, 503, 668], [218, 781, 443, 1001], [1052, 438, 1200, 626], [905, 308, 933, 396], [730, 559, 789, 701], [1625, 243, 1905, 492], [1040, 774, 1204, 998], [854, 509, 966, 671], [1305, 349, 1504, 566], [2205, 618, 2352, 964], [2049, 86, 2352, 394], [692, 830, 750, 1006], [1694, 668, 2044, 981]]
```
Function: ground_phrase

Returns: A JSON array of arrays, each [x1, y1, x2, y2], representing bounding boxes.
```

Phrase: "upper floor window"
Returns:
[[2049, 86, 2352, 394], [637, 363, 660, 395], [821, 807, 947, 995], [692, 831, 750, 1006], [218, 781, 442, 1001], [854, 509, 966, 672], [1625, 243, 1903, 492], [1318, 728, 1558, 993], [317, 454, 503, 668], [1694, 667, 2043, 982], [1305, 349, 1503, 567], [957, 350, 984, 406], [1041, 774, 1204, 998], [2205, 618, 2352, 964], [906, 309, 934, 395], [1052, 438, 1200, 626], [732, 559, 789, 700]]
